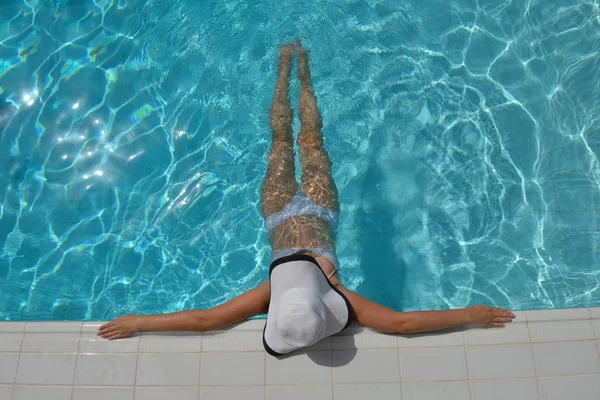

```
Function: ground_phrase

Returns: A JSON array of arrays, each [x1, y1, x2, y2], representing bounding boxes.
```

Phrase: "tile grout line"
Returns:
[[395, 335, 402, 383], [11, 324, 25, 400], [592, 308, 600, 367], [12, 375, 600, 388], [462, 325, 473, 400], [331, 347, 336, 389], [526, 313, 543, 400], [116, 339, 598, 352], [70, 323, 82, 400], [198, 332, 203, 400], [397, 336, 405, 400], [590, 308, 600, 362], [330, 348, 334, 400], [133, 332, 142, 399]]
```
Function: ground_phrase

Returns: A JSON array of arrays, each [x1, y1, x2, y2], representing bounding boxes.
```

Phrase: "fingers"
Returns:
[[97, 327, 128, 340], [97, 321, 125, 339], [98, 327, 118, 339], [490, 308, 515, 325], [106, 331, 126, 340], [493, 308, 516, 317], [98, 322, 114, 334]]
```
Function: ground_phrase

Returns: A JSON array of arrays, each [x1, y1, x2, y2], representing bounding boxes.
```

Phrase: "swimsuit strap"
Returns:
[[326, 268, 338, 279]]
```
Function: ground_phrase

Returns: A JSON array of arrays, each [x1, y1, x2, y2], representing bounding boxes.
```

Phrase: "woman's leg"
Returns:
[[296, 42, 339, 212], [261, 44, 299, 218]]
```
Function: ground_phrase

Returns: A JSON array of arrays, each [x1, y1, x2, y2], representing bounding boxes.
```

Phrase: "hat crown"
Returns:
[[277, 289, 326, 347]]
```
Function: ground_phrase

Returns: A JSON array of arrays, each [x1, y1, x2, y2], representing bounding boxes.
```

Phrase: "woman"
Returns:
[[99, 41, 515, 356]]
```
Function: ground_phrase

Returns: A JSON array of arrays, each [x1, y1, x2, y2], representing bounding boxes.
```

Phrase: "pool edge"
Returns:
[[1, 307, 599, 400], [0, 307, 598, 352]]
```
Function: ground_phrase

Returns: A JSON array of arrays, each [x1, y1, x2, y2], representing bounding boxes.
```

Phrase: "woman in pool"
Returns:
[[99, 41, 515, 355]]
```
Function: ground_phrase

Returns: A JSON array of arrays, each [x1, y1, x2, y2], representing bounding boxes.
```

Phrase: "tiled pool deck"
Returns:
[[0, 308, 599, 400]]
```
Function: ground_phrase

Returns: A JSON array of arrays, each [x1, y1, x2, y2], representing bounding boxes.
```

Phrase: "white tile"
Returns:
[[399, 347, 467, 382], [200, 319, 269, 351], [72, 386, 134, 400], [202, 330, 264, 352], [528, 320, 595, 342], [21, 322, 82, 352], [139, 332, 201, 352], [201, 386, 265, 400], [332, 325, 397, 349], [533, 341, 600, 376], [307, 337, 333, 351], [539, 375, 600, 400], [82, 322, 106, 332], [463, 312, 529, 345], [527, 309, 595, 342], [137, 354, 200, 386], [334, 383, 402, 399], [201, 352, 264, 386], [464, 325, 531, 345], [79, 334, 140, 353], [471, 379, 539, 400], [0, 322, 25, 332], [24, 322, 83, 332], [135, 387, 198, 400], [0, 333, 23, 352], [0, 353, 18, 383], [16, 353, 77, 384], [267, 385, 332, 400], [333, 349, 400, 384], [13, 385, 73, 400], [526, 309, 590, 321], [0, 323, 25, 352], [402, 382, 470, 400], [21, 333, 81, 352], [398, 326, 464, 347], [592, 319, 600, 339], [226, 319, 266, 331], [0, 386, 13, 399], [75, 354, 137, 386], [267, 350, 331, 384], [590, 308, 600, 319], [468, 344, 535, 379]]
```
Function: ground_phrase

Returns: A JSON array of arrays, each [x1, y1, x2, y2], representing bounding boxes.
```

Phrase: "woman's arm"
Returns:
[[98, 281, 271, 340], [339, 288, 515, 334]]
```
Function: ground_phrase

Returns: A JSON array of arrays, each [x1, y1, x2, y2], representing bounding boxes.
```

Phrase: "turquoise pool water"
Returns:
[[1, 0, 599, 320]]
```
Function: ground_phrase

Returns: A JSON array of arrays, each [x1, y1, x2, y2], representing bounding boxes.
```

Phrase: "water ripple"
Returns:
[[0, 0, 599, 320]]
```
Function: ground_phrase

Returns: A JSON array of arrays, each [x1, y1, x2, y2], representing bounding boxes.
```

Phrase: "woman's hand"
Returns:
[[98, 314, 140, 340], [469, 305, 515, 327]]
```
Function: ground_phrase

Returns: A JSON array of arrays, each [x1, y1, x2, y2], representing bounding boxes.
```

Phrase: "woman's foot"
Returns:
[[277, 43, 295, 71], [279, 42, 296, 57]]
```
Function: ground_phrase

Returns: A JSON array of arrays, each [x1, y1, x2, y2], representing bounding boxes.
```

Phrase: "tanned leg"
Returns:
[[296, 40, 339, 212], [261, 44, 299, 218]]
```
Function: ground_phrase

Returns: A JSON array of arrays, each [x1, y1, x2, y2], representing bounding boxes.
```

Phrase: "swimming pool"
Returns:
[[1, 0, 599, 321]]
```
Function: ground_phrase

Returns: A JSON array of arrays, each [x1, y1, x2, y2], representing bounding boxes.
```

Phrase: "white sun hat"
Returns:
[[263, 254, 353, 356]]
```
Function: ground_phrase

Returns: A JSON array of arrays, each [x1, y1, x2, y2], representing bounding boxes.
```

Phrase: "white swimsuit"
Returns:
[[265, 194, 340, 275]]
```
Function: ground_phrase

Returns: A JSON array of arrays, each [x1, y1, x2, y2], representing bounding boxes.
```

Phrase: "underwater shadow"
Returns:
[[354, 148, 408, 314]]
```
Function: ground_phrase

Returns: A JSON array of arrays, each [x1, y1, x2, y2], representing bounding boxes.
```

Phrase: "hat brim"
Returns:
[[263, 254, 353, 356]]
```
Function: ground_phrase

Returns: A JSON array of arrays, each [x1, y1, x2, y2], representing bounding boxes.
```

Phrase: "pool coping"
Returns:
[[1, 308, 599, 400], [0, 307, 599, 352]]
